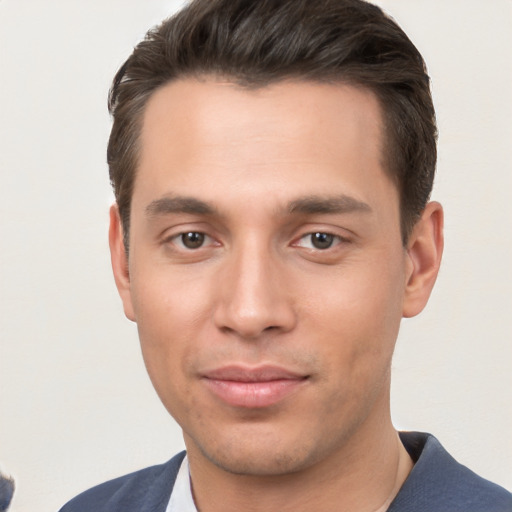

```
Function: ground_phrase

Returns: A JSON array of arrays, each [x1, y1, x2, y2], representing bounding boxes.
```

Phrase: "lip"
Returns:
[[201, 365, 308, 408]]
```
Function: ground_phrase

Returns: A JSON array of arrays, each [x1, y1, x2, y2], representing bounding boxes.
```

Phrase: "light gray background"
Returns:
[[1, 1, 511, 510]]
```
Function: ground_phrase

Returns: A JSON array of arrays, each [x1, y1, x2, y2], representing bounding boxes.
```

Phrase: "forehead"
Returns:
[[134, 78, 395, 216], [140, 78, 384, 160]]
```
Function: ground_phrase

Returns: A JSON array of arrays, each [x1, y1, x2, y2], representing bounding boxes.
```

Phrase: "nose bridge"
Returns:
[[214, 235, 295, 338]]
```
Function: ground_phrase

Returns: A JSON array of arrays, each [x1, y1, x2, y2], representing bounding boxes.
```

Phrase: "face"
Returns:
[[111, 78, 438, 477]]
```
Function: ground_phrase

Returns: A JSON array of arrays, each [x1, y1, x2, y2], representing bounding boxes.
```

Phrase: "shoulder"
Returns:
[[58, 451, 186, 512], [390, 432, 512, 512]]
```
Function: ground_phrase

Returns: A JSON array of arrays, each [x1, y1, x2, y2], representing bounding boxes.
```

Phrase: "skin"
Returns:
[[110, 78, 443, 511]]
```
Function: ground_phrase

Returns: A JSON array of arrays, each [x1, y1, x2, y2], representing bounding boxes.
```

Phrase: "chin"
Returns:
[[189, 424, 332, 477], [205, 445, 312, 477]]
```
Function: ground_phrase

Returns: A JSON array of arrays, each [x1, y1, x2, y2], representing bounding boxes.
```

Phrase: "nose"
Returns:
[[213, 241, 297, 339]]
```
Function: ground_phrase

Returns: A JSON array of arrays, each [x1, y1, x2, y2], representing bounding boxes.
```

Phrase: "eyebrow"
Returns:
[[288, 195, 372, 215], [145, 193, 372, 219], [145, 196, 217, 217]]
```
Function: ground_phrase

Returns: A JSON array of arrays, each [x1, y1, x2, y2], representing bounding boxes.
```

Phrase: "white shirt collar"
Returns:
[[166, 455, 198, 512]]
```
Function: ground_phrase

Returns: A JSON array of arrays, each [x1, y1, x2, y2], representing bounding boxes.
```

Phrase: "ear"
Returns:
[[402, 201, 444, 318], [109, 204, 136, 321]]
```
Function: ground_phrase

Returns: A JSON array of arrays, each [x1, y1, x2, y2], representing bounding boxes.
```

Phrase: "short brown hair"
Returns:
[[108, 0, 437, 251]]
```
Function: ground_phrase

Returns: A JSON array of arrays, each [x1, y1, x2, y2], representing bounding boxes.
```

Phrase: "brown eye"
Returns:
[[310, 232, 335, 249], [181, 232, 205, 249]]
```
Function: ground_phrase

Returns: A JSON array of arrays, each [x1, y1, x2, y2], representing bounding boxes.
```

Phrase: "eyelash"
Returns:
[[294, 232, 346, 251], [165, 230, 347, 253], [167, 231, 216, 250]]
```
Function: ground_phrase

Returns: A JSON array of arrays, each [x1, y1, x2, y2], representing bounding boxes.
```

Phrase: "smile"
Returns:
[[201, 365, 309, 408]]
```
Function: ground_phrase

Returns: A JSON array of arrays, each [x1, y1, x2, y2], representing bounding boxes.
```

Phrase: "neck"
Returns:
[[186, 416, 413, 512]]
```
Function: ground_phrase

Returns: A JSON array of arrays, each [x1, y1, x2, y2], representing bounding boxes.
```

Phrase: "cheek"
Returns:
[[308, 293, 400, 429], [129, 272, 212, 390], [132, 267, 212, 336], [304, 255, 405, 377], [130, 277, 221, 437]]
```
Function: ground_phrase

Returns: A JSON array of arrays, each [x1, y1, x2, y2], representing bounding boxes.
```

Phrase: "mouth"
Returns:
[[200, 365, 309, 408]]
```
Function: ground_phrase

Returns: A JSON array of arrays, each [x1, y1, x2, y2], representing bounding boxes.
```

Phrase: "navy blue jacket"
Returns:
[[60, 432, 512, 511]]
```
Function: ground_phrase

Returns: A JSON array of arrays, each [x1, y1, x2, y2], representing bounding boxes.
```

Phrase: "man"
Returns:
[[60, 0, 512, 510]]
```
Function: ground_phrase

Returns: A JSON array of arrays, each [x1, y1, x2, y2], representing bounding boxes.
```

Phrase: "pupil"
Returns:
[[182, 232, 204, 249], [312, 232, 334, 249]]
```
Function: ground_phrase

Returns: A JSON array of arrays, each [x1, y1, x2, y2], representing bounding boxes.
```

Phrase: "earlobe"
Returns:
[[108, 204, 136, 322], [402, 201, 444, 318]]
